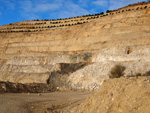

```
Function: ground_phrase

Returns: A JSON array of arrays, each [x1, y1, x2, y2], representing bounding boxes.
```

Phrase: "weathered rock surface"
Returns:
[[0, 2, 150, 90], [0, 81, 55, 93]]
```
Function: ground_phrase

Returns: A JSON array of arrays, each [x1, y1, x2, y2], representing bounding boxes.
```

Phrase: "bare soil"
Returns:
[[1, 77, 150, 113], [0, 91, 91, 113], [72, 77, 150, 113]]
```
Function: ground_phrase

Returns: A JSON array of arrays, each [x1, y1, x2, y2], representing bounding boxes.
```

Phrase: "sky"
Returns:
[[0, 0, 149, 26]]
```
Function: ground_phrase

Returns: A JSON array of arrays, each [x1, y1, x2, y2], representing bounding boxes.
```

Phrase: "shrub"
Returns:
[[109, 65, 126, 78], [144, 71, 150, 76], [106, 10, 112, 13], [135, 73, 142, 77], [100, 12, 104, 15], [144, 6, 147, 9]]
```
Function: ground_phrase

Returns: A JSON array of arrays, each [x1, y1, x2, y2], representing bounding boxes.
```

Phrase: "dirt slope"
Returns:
[[71, 77, 150, 113]]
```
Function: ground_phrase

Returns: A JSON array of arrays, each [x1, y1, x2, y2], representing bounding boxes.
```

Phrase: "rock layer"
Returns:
[[0, 2, 150, 90]]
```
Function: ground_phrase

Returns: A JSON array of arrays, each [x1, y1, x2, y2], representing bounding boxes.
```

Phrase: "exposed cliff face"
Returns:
[[0, 2, 150, 90]]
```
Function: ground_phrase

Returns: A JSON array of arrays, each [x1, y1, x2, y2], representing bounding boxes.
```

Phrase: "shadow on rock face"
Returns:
[[0, 81, 56, 93], [46, 63, 89, 89]]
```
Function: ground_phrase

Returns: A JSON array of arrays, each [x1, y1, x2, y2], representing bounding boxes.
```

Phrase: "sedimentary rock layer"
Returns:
[[0, 2, 150, 90]]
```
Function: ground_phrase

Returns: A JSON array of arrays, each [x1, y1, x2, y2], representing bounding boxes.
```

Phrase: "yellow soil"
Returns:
[[71, 77, 150, 113]]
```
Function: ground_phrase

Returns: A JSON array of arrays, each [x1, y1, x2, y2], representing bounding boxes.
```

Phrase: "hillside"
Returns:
[[71, 77, 150, 113], [0, 2, 150, 90]]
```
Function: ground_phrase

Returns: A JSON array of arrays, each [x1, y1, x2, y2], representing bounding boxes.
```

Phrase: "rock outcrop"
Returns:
[[0, 2, 150, 90]]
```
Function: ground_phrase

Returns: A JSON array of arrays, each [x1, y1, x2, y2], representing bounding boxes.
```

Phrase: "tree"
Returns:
[[144, 6, 147, 9], [106, 10, 112, 13], [100, 12, 104, 15]]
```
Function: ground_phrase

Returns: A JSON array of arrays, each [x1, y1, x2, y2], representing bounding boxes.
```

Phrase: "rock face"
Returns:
[[0, 2, 150, 90]]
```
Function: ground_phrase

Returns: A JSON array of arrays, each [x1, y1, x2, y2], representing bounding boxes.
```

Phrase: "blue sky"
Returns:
[[0, 0, 149, 26]]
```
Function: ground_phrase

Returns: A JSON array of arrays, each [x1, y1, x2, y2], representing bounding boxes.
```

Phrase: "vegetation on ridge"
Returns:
[[109, 65, 126, 78], [0, 1, 150, 33]]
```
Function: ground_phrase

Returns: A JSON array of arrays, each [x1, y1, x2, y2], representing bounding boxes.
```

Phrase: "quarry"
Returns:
[[0, 1, 150, 113]]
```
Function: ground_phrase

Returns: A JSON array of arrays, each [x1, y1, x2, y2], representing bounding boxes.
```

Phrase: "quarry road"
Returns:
[[0, 91, 92, 113]]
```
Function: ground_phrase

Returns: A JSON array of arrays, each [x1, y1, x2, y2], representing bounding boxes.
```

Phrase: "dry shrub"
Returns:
[[132, 71, 150, 78], [109, 65, 126, 78], [135, 73, 142, 77], [144, 71, 150, 76]]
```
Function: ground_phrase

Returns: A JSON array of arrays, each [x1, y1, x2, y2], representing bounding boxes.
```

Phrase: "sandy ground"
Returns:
[[0, 91, 91, 113], [72, 77, 150, 113]]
